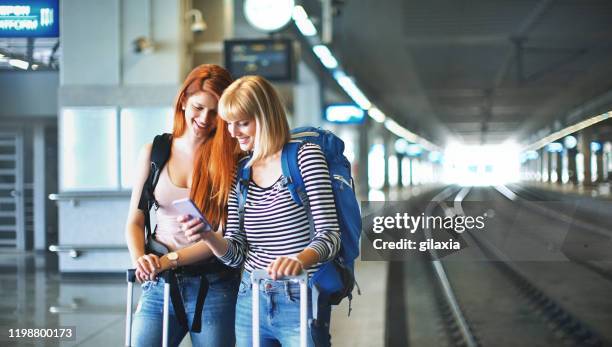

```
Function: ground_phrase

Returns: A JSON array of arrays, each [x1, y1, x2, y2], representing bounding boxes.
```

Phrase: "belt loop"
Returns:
[[284, 281, 295, 302]]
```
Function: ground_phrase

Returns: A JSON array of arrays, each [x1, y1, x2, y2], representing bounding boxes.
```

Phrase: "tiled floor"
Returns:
[[0, 252, 141, 346], [0, 251, 387, 347]]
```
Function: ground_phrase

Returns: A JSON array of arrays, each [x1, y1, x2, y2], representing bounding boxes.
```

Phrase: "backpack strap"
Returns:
[[281, 141, 316, 241], [137, 133, 172, 244], [235, 156, 251, 233], [283, 141, 329, 321]]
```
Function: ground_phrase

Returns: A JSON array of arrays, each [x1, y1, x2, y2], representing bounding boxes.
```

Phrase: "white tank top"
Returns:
[[152, 164, 195, 251]]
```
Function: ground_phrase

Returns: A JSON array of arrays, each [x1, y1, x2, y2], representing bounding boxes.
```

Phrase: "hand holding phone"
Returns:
[[172, 198, 213, 233]]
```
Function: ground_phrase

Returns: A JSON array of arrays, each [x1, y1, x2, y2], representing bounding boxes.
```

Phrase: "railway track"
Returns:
[[387, 185, 612, 347]]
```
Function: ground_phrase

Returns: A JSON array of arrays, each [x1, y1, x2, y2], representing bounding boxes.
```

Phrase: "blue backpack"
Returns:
[[236, 126, 361, 311]]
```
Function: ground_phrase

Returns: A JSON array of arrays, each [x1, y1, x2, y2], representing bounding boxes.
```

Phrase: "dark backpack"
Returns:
[[137, 133, 172, 256], [236, 127, 361, 312]]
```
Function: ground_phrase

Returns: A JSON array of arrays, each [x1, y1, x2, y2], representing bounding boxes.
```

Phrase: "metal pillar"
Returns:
[[544, 150, 553, 182], [555, 151, 563, 184], [567, 148, 578, 185], [579, 128, 593, 186], [595, 148, 604, 182], [357, 117, 369, 200], [397, 154, 404, 188]]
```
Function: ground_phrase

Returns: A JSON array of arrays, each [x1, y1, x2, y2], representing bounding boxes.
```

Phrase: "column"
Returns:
[[33, 124, 46, 251], [567, 147, 578, 185], [539, 148, 546, 182], [357, 116, 369, 200], [579, 128, 593, 186], [595, 144, 604, 182], [397, 154, 404, 188], [382, 133, 391, 192], [542, 150, 551, 182], [606, 141, 612, 182], [555, 150, 563, 184]]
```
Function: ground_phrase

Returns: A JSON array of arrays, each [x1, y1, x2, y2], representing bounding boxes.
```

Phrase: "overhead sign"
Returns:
[[324, 104, 364, 124], [0, 0, 59, 38], [224, 38, 294, 81]]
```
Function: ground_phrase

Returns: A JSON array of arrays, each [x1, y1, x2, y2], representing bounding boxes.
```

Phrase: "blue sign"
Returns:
[[0, 0, 59, 37], [324, 104, 364, 124]]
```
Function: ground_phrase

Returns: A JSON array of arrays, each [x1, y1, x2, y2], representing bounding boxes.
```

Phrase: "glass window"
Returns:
[[60, 108, 118, 191], [120, 107, 173, 189]]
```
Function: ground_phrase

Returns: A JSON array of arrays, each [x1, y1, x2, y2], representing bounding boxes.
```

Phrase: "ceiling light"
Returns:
[[312, 45, 338, 69], [9, 59, 29, 70], [368, 107, 386, 123], [292, 6, 317, 36], [333, 71, 371, 110]]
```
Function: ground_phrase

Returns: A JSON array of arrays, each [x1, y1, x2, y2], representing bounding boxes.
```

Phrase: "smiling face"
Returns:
[[226, 116, 257, 151], [182, 91, 219, 139]]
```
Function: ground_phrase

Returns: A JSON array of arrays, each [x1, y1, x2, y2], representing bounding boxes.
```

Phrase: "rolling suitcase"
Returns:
[[125, 269, 172, 347], [250, 269, 309, 347]]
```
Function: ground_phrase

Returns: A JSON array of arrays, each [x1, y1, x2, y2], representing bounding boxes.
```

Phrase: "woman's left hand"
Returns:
[[267, 256, 304, 280]]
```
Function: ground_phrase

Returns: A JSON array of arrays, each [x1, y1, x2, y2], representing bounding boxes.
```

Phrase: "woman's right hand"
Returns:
[[178, 215, 211, 242], [135, 254, 161, 283]]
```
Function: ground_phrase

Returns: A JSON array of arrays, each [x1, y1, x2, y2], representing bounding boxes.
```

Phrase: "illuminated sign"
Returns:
[[324, 104, 364, 124], [224, 38, 293, 81], [0, 0, 59, 37]]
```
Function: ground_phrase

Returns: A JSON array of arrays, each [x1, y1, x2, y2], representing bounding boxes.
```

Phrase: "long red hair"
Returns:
[[172, 64, 237, 229]]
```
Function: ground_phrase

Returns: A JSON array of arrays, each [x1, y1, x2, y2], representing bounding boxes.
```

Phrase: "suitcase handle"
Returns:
[[126, 269, 136, 283], [251, 269, 309, 347], [250, 269, 308, 283], [125, 269, 173, 347]]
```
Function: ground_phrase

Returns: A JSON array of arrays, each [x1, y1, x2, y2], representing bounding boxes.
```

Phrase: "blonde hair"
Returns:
[[218, 75, 290, 167]]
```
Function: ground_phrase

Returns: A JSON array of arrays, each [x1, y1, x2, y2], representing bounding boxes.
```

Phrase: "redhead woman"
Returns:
[[180, 75, 340, 347], [125, 64, 239, 347]]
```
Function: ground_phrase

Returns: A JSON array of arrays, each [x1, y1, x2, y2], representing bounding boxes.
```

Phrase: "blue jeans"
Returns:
[[132, 271, 239, 347], [235, 271, 332, 347]]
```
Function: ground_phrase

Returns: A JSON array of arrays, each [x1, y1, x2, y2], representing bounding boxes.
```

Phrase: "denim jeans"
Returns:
[[132, 271, 240, 347], [234, 271, 332, 347]]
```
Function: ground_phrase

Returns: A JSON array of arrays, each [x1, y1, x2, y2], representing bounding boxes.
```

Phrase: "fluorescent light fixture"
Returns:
[[312, 45, 338, 69], [524, 111, 611, 151], [428, 151, 442, 162], [394, 138, 408, 153], [9, 59, 29, 70], [368, 107, 386, 123], [384, 119, 418, 143], [525, 150, 539, 160], [292, 6, 317, 36], [546, 142, 563, 152], [563, 135, 577, 149], [405, 144, 423, 156], [333, 71, 371, 109]]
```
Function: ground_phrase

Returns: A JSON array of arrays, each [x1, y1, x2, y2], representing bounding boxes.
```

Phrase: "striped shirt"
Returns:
[[219, 143, 341, 274]]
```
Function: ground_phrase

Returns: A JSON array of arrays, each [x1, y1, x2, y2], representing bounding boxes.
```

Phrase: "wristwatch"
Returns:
[[167, 252, 179, 269]]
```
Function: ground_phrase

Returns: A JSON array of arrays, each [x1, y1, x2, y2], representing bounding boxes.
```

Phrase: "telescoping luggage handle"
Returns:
[[125, 269, 173, 347], [251, 269, 309, 347]]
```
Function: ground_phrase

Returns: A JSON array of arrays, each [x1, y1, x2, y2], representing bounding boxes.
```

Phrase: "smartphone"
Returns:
[[171, 198, 213, 233]]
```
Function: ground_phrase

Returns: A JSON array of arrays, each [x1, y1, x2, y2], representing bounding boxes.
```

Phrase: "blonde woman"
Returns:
[[180, 75, 340, 346]]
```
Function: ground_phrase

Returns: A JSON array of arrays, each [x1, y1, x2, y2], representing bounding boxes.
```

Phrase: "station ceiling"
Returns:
[[332, 0, 612, 146]]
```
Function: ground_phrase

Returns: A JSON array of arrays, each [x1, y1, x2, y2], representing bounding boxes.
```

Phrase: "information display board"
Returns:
[[224, 38, 293, 81], [0, 0, 59, 38]]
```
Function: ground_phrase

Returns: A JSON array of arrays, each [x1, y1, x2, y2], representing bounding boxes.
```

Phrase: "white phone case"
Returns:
[[171, 198, 213, 232]]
